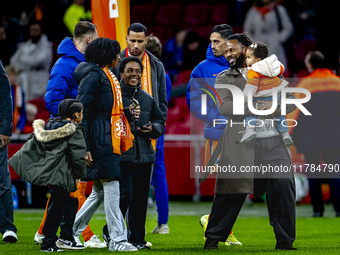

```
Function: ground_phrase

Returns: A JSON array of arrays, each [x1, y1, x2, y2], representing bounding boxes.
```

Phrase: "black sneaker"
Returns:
[[41, 246, 65, 252], [56, 239, 84, 250], [131, 242, 151, 250]]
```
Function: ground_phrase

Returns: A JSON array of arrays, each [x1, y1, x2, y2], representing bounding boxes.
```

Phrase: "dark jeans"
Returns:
[[0, 147, 17, 235], [304, 149, 340, 214], [41, 186, 78, 249], [206, 137, 296, 246], [120, 162, 152, 244]]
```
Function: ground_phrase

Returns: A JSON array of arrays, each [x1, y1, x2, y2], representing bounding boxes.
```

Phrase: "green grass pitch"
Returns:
[[1, 203, 339, 254]]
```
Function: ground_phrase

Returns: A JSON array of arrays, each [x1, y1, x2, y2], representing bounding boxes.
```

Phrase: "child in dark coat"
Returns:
[[9, 99, 87, 252]]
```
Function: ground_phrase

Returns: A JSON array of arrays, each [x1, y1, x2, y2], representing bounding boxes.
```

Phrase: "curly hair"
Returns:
[[227, 32, 253, 47], [248, 42, 269, 60], [84, 38, 121, 67], [119, 56, 143, 74]]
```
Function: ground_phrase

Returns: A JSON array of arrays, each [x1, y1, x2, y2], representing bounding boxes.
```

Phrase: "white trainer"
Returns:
[[84, 235, 106, 248], [56, 239, 85, 250], [282, 132, 294, 147], [73, 235, 83, 246], [34, 231, 44, 244], [151, 224, 169, 234], [3, 230, 18, 243], [240, 129, 256, 144], [109, 241, 138, 252]]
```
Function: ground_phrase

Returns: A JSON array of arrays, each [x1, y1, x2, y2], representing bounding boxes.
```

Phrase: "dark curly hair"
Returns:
[[248, 42, 269, 60], [119, 56, 143, 74], [227, 32, 253, 47], [84, 38, 121, 67]]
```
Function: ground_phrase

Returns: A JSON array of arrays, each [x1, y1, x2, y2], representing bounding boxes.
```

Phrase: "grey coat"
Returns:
[[200, 68, 296, 195]]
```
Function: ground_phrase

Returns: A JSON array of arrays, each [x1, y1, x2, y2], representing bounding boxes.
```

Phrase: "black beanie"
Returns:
[[58, 99, 81, 118]]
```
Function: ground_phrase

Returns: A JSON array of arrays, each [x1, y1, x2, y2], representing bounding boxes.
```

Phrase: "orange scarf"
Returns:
[[126, 50, 156, 150], [102, 66, 134, 154]]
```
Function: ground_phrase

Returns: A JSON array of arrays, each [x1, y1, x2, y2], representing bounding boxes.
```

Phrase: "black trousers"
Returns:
[[41, 186, 78, 249], [120, 162, 152, 244], [304, 149, 340, 214], [205, 137, 296, 246]]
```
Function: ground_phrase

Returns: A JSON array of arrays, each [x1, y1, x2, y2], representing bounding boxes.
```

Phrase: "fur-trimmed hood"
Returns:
[[33, 119, 77, 143]]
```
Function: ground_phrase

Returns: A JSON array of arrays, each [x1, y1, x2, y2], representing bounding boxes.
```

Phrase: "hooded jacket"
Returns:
[[120, 81, 165, 164], [45, 37, 85, 117], [186, 44, 230, 140], [8, 119, 87, 192]]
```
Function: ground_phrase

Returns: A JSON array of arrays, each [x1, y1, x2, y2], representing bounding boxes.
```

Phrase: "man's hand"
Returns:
[[0, 134, 11, 148], [138, 121, 153, 133], [85, 151, 93, 168], [129, 105, 140, 120]]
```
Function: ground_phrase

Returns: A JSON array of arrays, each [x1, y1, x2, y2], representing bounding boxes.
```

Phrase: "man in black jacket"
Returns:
[[0, 60, 17, 243], [112, 22, 167, 121], [119, 56, 165, 250]]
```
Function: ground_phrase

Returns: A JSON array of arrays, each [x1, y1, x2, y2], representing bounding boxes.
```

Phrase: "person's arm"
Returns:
[[147, 99, 166, 139], [157, 61, 168, 120], [45, 64, 73, 116], [0, 61, 13, 138], [68, 126, 87, 179], [277, 5, 294, 44], [76, 71, 101, 151], [186, 67, 226, 124]]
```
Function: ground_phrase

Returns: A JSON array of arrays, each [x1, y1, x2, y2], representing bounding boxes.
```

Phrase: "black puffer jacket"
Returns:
[[74, 62, 121, 180], [120, 81, 165, 164]]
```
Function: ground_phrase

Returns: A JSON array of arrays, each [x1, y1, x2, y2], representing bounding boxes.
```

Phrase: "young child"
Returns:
[[9, 99, 87, 252], [241, 42, 293, 146]]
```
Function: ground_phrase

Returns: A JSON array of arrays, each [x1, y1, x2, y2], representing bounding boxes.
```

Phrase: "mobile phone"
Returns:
[[141, 123, 151, 129], [132, 98, 139, 108]]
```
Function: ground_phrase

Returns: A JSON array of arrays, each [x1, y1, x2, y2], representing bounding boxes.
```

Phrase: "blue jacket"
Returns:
[[186, 44, 229, 140], [45, 37, 85, 117]]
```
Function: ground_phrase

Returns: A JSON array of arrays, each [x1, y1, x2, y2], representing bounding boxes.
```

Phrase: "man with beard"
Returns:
[[103, 22, 167, 249], [186, 24, 242, 246], [10, 21, 52, 102], [200, 33, 297, 251]]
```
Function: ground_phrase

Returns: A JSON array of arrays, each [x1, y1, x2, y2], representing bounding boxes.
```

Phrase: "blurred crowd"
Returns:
[[1, 0, 339, 135]]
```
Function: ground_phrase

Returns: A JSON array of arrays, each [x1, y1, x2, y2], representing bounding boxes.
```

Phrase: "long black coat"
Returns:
[[0, 60, 13, 136], [120, 82, 165, 164], [74, 62, 121, 180]]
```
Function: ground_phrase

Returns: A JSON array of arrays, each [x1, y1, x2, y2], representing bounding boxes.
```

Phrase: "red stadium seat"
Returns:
[[195, 26, 213, 38], [147, 25, 172, 46], [154, 3, 182, 26], [131, 4, 155, 25], [210, 3, 229, 24], [294, 38, 316, 61], [182, 3, 211, 26], [173, 70, 192, 86]]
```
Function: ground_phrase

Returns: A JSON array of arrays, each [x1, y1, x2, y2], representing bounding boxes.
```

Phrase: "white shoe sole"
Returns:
[[56, 241, 84, 250]]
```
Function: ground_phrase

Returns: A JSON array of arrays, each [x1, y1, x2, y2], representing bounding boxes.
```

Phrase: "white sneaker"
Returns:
[[56, 239, 85, 250], [151, 224, 169, 234], [84, 235, 106, 248], [109, 241, 138, 252], [146, 241, 153, 247], [73, 235, 83, 246], [282, 132, 294, 147], [34, 231, 44, 244], [3, 230, 18, 243], [240, 129, 256, 144]]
